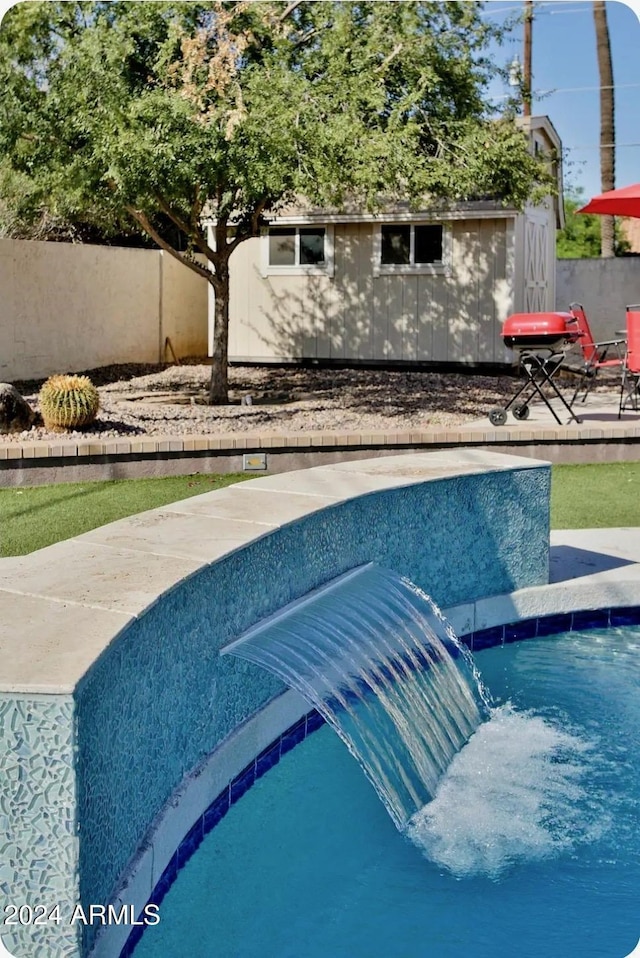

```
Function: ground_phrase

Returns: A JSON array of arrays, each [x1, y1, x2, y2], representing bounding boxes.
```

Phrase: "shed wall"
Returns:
[[227, 219, 515, 365]]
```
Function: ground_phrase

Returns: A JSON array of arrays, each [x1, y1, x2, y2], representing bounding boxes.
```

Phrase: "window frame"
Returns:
[[261, 225, 335, 277], [373, 222, 451, 277]]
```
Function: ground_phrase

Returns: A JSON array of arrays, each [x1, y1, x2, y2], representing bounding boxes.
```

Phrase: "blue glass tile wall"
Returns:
[[120, 604, 640, 958]]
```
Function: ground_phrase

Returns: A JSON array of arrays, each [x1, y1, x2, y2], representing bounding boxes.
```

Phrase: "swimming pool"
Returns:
[[131, 624, 640, 958]]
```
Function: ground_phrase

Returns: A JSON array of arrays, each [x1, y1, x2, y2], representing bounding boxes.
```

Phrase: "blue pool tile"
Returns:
[[281, 718, 307, 756], [504, 618, 538, 644], [572, 609, 611, 631], [121, 920, 145, 957], [230, 763, 256, 804], [536, 612, 573, 636], [256, 740, 281, 779], [609, 606, 640, 627], [177, 817, 204, 868], [471, 625, 504, 650], [203, 788, 230, 835], [150, 852, 177, 907], [306, 709, 325, 734]]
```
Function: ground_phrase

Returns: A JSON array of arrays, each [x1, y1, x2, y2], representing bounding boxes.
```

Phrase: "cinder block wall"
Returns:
[[556, 257, 640, 342], [0, 239, 208, 381]]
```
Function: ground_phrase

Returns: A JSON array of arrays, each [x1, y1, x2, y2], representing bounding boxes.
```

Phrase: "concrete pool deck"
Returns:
[[1, 386, 640, 486]]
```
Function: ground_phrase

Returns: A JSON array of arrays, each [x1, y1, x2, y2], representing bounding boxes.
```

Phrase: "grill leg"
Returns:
[[521, 354, 582, 424]]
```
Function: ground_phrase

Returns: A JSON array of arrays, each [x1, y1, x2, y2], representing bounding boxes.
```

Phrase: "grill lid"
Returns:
[[502, 311, 580, 349]]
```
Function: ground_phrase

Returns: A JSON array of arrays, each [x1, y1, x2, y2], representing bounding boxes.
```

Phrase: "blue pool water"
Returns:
[[133, 626, 640, 958]]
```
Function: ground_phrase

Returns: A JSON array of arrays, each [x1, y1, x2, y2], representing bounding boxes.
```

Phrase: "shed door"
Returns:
[[523, 211, 550, 312]]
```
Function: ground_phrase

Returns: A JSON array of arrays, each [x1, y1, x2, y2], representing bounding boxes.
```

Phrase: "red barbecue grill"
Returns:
[[488, 311, 583, 426]]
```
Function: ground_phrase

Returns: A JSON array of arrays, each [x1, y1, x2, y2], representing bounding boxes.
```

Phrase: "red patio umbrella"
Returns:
[[578, 183, 640, 218]]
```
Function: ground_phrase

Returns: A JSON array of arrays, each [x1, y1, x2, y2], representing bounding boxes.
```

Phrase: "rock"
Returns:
[[0, 383, 36, 434]]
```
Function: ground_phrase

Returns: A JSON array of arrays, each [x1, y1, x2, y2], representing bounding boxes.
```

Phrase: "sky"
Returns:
[[0, 0, 638, 203], [483, 0, 640, 200]]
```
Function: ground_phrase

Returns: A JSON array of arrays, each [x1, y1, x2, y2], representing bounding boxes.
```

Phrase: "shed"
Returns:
[[208, 115, 563, 368]]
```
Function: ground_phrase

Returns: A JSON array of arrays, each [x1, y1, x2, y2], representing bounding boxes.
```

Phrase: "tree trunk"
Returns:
[[594, 0, 615, 258], [209, 263, 230, 404]]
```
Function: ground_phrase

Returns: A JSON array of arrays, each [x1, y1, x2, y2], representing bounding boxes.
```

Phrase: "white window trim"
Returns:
[[373, 222, 452, 277], [261, 225, 335, 278]]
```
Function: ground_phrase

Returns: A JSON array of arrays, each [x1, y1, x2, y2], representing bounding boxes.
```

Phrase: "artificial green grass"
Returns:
[[551, 461, 640, 529], [1, 462, 639, 558], [0, 473, 251, 557]]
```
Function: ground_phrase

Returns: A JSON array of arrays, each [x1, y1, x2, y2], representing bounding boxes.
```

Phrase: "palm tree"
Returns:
[[593, 1, 615, 257]]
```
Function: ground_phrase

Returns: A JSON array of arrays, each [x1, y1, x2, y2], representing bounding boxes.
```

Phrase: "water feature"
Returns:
[[222, 564, 486, 829], [133, 624, 639, 958]]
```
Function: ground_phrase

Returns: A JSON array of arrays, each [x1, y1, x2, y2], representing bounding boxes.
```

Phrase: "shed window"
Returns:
[[268, 227, 326, 267], [268, 228, 296, 266], [375, 222, 449, 276], [380, 224, 443, 266]]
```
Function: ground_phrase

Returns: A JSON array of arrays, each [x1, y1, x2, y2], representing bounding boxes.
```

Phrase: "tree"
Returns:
[[557, 188, 629, 259], [0, 1, 552, 402], [593, 0, 615, 258], [557, 190, 602, 259]]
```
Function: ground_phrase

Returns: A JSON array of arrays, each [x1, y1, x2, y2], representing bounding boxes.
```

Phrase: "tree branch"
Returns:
[[226, 200, 268, 254], [154, 192, 218, 261], [375, 42, 403, 73], [125, 205, 213, 282], [279, 1, 303, 23]]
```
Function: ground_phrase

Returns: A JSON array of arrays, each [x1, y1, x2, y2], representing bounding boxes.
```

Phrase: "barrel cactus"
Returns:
[[39, 374, 100, 431]]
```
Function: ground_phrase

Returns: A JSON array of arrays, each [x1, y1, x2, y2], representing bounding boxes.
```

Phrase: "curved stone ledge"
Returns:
[[0, 450, 550, 957]]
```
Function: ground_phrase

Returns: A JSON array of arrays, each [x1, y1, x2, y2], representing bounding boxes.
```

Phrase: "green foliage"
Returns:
[[0, 473, 251, 556], [0, 1, 553, 399], [557, 188, 630, 258], [0, 1, 552, 233], [38, 374, 100, 431]]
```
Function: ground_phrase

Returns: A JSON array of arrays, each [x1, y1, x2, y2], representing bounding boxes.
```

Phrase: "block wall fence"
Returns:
[[0, 239, 208, 381]]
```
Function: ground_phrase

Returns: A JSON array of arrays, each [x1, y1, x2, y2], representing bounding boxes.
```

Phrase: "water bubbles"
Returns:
[[405, 704, 607, 880]]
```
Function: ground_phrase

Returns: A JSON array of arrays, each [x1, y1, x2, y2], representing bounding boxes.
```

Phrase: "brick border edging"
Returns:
[[2, 422, 640, 485], [2, 419, 640, 461]]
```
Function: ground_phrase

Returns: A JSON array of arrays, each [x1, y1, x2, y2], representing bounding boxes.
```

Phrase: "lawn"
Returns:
[[550, 461, 640, 530], [0, 462, 639, 558]]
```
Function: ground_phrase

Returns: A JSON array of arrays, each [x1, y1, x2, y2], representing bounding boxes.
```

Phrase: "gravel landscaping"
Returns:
[[3, 360, 539, 442]]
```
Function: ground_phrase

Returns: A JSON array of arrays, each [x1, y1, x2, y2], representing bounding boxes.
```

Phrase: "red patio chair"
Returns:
[[619, 305, 640, 417], [567, 302, 626, 406]]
